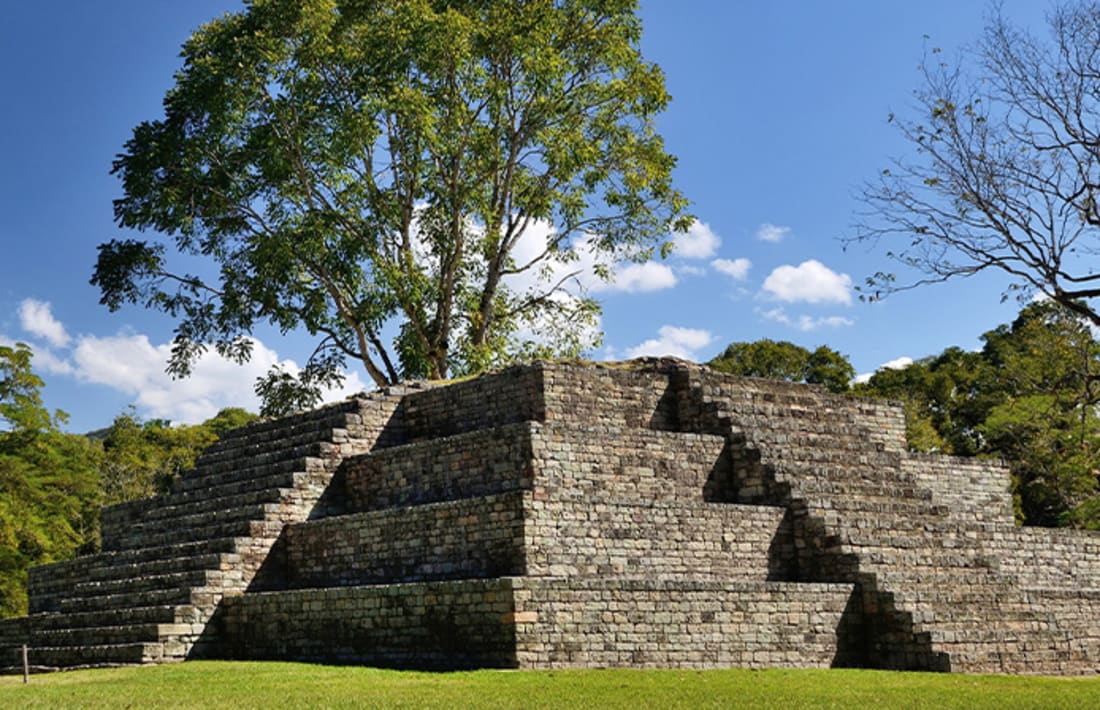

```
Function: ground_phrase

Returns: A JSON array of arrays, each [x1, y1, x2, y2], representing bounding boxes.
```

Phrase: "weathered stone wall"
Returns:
[[294, 421, 791, 587], [220, 579, 518, 669], [287, 492, 526, 587], [531, 424, 727, 503], [344, 423, 537, 512], [510, 578, 859, 669], [681, 370, 908, 455], [990, 528, 1100, 588], [399, 367, 545, 442], [902, 455, 1014, 525], [218, 577, 859, 670], [541, 363, 679, 430], [524, 498, 793, 581]]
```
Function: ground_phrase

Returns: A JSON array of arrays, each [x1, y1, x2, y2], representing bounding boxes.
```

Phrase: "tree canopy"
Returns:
[[98, 407, 256, 505], [853, 1, 1100, 327], [707, 339, 855, 393], [0, 344, 100, 617], [0, 343, 257, 617], [93, 0, 688, 412], [856, 301, 1100, 528]]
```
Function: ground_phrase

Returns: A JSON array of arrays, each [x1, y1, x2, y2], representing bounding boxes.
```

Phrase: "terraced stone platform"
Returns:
[[3, 359, 1100, 674]]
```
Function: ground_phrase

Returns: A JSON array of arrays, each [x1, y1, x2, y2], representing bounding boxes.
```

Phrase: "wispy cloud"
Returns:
[[760, 307, 854, 332], [756, 223, 790, 243], [20, 298, 70, 348]]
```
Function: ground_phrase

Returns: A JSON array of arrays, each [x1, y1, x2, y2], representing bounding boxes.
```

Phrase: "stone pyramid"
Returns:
[[3, 360, 1100, 674]]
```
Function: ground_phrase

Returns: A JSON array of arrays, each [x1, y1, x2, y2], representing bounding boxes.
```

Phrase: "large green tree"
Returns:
[[93, 0, 688, 411], [853, 2, 1100, 327], [856, 301, 1100, 528], [708, 339, 855, 393]]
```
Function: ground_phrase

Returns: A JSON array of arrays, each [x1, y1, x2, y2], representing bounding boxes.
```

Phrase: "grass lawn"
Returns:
[[1, 662, 1099, 709]]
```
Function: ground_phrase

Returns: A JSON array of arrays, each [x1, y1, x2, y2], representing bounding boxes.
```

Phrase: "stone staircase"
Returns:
[[0, 394, 400, 671], [678, 366, 1100, 674]]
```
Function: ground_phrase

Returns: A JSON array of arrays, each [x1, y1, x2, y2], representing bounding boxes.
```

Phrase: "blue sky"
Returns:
[[0, 1, 1052, 432]]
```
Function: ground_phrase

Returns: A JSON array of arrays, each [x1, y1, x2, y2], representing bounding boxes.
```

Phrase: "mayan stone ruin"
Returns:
[[2, 358, 1100, 674]]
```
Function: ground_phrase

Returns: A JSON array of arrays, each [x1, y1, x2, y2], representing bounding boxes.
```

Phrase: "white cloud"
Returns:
[[675, 265, 707, 277], [611, 262, 677, 293], [756, 223, 790, 243], [70, 333, 365, 425], [761, 260, 853, 305], [19, 299, 70, 348], [30, 348, 74, 375], [625, 325, 714, 361], [760, 307, 854, 332], [672, 220, 720, 259], [712, 257, 751, 281], [880, 356, 914, 371], [505, 221, 677, 297], [854, 355, 914, 385]]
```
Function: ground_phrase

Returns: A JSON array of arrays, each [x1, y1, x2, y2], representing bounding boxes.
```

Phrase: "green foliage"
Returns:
[[0, 345, 101, 617], [99, 407, 258, 503], [856, 301, 1100, 527], [0, 343, 257, 615], [3, 663, 1100, 709], [0, 343, 64, 433], [94, 0, 689, 411], [708, 340, 855, 393]]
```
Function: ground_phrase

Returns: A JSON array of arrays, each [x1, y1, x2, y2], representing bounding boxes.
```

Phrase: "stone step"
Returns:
[[829, 524, 999, 550], [102, 497, 281, 546], [793, 478, 935, 501], [113, 504, 279, 548], [18, 642, 162, 669], [170, 461, 330, 501], [126, 486, 290, 526], [201, 398, 368, 450], [850, 549, 997, 570], [943, 647, 1100, 675], [178, 442, 327, 482], [110, 516, 281, 552], [193, 425, 347, 469], [71, 569, 212, 600], [28, 604, 202, 632], [29, 622, 196, 648], [797, 495, 947, 520], [83, 552, 232, 585], [101, 471, 307, 536], [157, 470, 312, 510], [707, 408, 891, 446], [59, 586, 198, 614], [28, 543, 238, 607], [919, 619, 1069, 639], [83, 537, 241, 572]]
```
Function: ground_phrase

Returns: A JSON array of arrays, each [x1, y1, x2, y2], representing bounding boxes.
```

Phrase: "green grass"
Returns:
[[1, 662, 1099, 709]]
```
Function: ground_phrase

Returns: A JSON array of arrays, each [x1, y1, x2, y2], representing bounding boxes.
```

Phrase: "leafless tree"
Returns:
[[852, 2, 1100, 327]]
